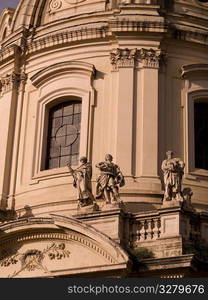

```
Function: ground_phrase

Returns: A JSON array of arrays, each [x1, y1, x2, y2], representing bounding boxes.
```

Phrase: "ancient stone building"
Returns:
[[0, 0, 208, 278]]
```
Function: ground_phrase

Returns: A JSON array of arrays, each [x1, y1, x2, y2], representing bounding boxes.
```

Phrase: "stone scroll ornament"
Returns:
[[95, 154, 125, 205], [67, 156, 95, 208], [161, 151, 185, 202]]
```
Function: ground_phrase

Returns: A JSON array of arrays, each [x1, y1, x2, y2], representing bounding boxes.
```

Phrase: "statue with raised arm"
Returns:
[[161, 151, 185, 202], [95, 154, 125, 204], [67, 156, 95, 208]]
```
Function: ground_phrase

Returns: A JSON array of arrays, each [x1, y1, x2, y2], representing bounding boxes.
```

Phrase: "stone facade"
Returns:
[[0, 0, 208, 277]]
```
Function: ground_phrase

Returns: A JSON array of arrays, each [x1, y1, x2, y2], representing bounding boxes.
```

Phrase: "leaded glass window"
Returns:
[[46, 101, 81, 169], [194, 102, 208, 170]]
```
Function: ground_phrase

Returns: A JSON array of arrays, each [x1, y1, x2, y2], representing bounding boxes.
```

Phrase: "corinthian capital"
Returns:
[[0, 72, 20, 95], [139, 48, 162, 68], [110, 48, 164, 70], [110, 48, 138, 71]]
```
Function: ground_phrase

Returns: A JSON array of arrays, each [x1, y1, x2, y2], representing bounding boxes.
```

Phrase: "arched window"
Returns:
[[46, 100, 82, 169], [194, 101, 208, 170]]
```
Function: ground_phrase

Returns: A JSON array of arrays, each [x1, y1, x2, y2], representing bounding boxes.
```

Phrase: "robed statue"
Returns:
[[67, 156, 95, 208], [95, 154, 125, 204], [161, 151, 185, 201]]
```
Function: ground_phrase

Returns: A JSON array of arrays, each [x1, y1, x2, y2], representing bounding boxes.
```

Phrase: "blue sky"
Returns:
[[0, 0, 19, 13]]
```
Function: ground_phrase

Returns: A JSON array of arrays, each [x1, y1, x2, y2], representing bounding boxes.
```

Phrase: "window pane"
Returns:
[[61, 147, 71, 156], [71, 154, 78, 166], [50, 146, 60, 158], [194, 102, 208, 170], [60, 156, 70, 167], [63, 116, 73, 125], [56, 125, 66, 137], [49, 158, 59, 169], [73, 114, 81, 125], [63, 105, 73, 116], [52, 117, 62, 128], [71, 137, 80, 154], [74, 103, 81, 114], [53, 107, 62, 118], [67, 125, 77, 135]]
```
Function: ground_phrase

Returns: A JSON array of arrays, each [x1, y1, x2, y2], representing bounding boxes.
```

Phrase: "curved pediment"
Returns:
[[0, 215, 129, 278]]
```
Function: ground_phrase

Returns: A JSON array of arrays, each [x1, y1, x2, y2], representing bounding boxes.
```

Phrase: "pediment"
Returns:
[[0, 215, 129, 278]]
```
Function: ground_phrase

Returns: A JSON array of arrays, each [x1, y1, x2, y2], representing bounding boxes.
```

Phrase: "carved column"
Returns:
[[0, 72, 21, 209], [137, 48, 162, 181], [110, 48, 137, 177]]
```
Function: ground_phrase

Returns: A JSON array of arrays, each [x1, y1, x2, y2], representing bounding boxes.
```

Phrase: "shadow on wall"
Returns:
[[18, 205, 34, 219]]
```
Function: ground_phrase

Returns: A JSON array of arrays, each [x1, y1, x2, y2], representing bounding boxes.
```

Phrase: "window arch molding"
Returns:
[[181, 64, 208, 178], [30, 61, 96, 184]]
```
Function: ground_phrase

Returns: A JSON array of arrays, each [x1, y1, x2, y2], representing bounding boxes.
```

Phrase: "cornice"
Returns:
[[0, 45, 20, 66]]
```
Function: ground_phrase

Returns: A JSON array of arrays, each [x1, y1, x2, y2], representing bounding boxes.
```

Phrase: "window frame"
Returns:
[[187, 91, 208, 176], [181, 64, 208, 178], [30, 61, 95, 184]]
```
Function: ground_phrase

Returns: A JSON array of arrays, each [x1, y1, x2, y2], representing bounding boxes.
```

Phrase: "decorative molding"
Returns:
[[0, 45, 20, 65], [0, 242, 70, 277], [0, 231, 115, 264], [49, 0, 63, 12], [181, 64, 208, 78], [49, 0, 87, 13], [139, 48, 162, 68], [110, 48, 163, 70], [0, 71, 28, 95], [30, 61, 95, 87], [0, 72, 20, 94], [110, 48, 137, 70]]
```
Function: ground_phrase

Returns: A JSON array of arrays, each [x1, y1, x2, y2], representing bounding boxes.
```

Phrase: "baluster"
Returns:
[[139, 220, 146, 241], [146, 219, 152, 240], [153, 218, 160, 239]]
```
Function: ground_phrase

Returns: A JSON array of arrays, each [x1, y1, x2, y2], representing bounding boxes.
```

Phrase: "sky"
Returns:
[[0, 0, 19, 13]]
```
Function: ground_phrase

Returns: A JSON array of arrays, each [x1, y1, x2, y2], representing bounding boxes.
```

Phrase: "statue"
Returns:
[[182, 187, 195, 211], [67, 157, 95, 208], [95, 154, 125, 204], [161, 151, 185, 202]]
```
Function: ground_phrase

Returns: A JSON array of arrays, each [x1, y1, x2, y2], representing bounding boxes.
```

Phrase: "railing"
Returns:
[[133, 217, 161, 244]]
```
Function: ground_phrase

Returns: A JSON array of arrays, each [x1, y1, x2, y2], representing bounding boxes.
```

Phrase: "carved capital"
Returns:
[[139, 48, 162, 69], [110, 48, 164, 70], [0, 71, 27, 95], [110, 48, 138, 71], [0, 72, 20, 95]]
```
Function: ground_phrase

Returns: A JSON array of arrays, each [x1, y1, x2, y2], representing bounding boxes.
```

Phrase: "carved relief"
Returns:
[[0, 243, 70, 271], [49, 0, 87, 13], [0, 72, 20, 94], [139, 48, 162, 68], [0, 71, 27, 95], [110, 48, 137, 70], [49, 0, 63, 12]]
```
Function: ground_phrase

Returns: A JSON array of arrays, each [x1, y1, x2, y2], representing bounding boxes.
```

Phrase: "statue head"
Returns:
[[166, 150, 173, 159], [105, 154, 113, 162], [80, 156, 87, 164]]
